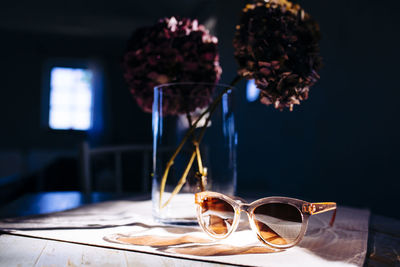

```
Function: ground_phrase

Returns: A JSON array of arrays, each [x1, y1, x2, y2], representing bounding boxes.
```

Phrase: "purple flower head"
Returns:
[[123, 17, 222, 114], [233, 0, 322, 111]]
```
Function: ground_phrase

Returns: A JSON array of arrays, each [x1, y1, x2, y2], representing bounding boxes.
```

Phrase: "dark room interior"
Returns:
[[1, 0, 399, 216], [0, 0, 399, 265]]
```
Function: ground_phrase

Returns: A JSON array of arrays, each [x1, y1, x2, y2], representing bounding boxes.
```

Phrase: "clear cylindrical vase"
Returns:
[[152, 82, 237, 224]]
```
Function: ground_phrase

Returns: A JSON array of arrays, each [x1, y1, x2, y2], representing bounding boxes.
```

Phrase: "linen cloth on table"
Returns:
[[0, 199, 369, 267]]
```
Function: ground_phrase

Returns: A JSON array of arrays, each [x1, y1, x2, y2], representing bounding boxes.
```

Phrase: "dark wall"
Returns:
[[0, 0, 399, 218], [225, 0, 400, 218], [0, 29, 152, 191], [0, 0, 217, 192], [0, 30, 153, 149]]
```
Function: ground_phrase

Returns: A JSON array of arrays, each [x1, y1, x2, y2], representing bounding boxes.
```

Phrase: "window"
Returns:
[[48, 67, 94, 130]]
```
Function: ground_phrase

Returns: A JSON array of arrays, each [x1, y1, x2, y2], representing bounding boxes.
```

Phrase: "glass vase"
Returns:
[[152, 82, 237, 224]]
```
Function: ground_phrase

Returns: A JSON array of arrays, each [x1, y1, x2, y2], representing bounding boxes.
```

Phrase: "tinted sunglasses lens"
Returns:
[[253, 203, 303, 245], [198, 197, 235, 236]]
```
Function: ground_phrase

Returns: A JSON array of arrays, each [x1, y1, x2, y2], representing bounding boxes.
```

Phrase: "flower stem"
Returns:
[[161, 151, 197, 209], [158, 110, 208, 208], [189, 113, 206, 188], [195, 143, 204, 176], [158, 75, 242, 209], [186, 112, 193, 128]]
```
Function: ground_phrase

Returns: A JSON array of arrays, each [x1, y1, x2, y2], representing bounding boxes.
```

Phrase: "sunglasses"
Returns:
[[194, 191, 337, 250]]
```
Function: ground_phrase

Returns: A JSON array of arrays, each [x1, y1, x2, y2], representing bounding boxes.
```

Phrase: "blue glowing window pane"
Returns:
[[246, 80, 260, 102], [49, 67, 93, 130]]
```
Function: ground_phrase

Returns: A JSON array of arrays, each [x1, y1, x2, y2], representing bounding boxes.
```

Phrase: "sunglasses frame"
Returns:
[[195, 191, 337, 250]]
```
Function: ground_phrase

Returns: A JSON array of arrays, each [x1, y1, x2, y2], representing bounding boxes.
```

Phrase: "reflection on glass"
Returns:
[[200, 197, 235, 235], [253, 203, 302, 245]]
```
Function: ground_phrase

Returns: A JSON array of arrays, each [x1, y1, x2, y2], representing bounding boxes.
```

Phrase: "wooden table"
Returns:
[[0, 192, 399, 266]]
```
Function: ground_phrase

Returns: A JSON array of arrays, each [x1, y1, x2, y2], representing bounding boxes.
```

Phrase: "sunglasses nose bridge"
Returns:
[[238, 203, 252, 214]]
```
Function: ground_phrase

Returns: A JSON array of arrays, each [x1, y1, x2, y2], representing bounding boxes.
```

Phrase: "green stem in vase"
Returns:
[[195, 143, 204, 178], [186, 112, 193, 128], [187, 113, 206, 190], [161, 151, 197, 209], [158, 112, 204, 208], [159, 75, 242, 209]]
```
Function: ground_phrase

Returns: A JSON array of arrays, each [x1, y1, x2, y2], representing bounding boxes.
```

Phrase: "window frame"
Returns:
[[41, 58, 98, 132]]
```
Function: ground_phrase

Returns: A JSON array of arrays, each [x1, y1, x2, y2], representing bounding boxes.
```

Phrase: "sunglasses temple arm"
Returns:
[[305, 202, 337, 227]]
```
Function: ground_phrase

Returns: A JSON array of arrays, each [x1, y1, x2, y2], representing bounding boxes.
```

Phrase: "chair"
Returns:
[[80, 142, 152, 194]]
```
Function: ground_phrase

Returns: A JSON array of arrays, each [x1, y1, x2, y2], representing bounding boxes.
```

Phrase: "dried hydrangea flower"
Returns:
[[123, 17, 222, 115], [233, 0, 322, 110]]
